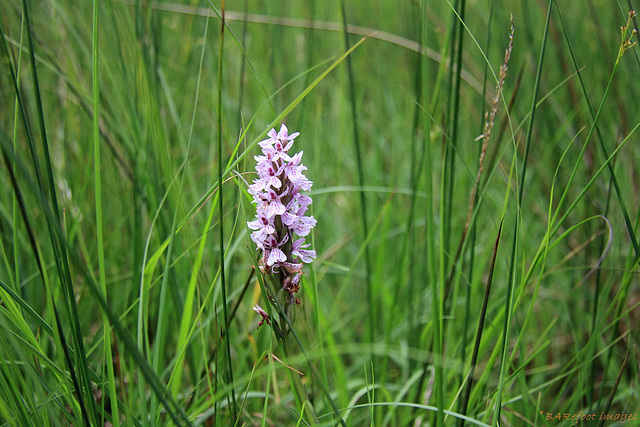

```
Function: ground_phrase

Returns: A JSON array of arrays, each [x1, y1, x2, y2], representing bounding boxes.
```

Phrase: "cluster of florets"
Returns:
[[248, 124, 316, 305]]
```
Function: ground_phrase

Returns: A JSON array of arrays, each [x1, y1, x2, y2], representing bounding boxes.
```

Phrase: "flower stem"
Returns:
[[278, 332, 318, 425]]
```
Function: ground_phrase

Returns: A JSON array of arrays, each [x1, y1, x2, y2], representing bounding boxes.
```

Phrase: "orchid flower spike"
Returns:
[[248, 124, 316, 309]]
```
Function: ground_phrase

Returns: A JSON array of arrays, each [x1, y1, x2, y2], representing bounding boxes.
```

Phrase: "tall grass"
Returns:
[[1, 0, 639, 425]]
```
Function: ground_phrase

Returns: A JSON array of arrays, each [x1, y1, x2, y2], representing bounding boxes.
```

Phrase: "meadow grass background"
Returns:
[[1, 0, 639, 425]]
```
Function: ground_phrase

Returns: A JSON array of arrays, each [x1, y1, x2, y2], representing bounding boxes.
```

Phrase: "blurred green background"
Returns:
[[1, 0, 639, 425]]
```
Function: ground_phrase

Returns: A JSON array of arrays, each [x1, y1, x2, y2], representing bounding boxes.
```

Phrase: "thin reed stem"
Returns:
[[495, 2, 553, 424], [91, 1, 119, 425], [217, 3, 238, 422], [339, 0, 374, 348]]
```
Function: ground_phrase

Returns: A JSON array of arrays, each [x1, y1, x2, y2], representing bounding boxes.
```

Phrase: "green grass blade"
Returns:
[[169, 11, 211, 401], [339, 0, 373, 348], [0, 128, 191, 425], [458, 219, 503, 425], [495, 2, 554, 424], [216, 5, 238, 423], [91, 1, 119, 424]]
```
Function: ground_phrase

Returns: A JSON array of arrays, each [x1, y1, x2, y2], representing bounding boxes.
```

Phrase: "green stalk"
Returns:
[[236, 0, 249, 132], [217, 4, 238, 422], [435, 130, 446, 427], [458, 220, 503, 426], [91, 1, 119, 425], [494, 2, 553, 424], [402, 0, 427, 365], [459, 0, 493, 419], [436, 5, 470, 418], [597, 348, 631, 427], [553, 19, 640, 406], [543, 4, 637, 396], [253, 269, 318, 424], [19, 1, 97, 423], [169, 13, 211, 399], [589, 181, 613, 411], [274, 292, 345, 426], [339, 0, 374, 347], [552, 6, 639, 258], [0, 129, 190, 425], [11, 3, 25, 300], [0, 130, 88, 426], [443, 0, 466, 284], [150, 203, 182, 425], [411, 3, 453, 416], [280, 334, 318, 425]]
